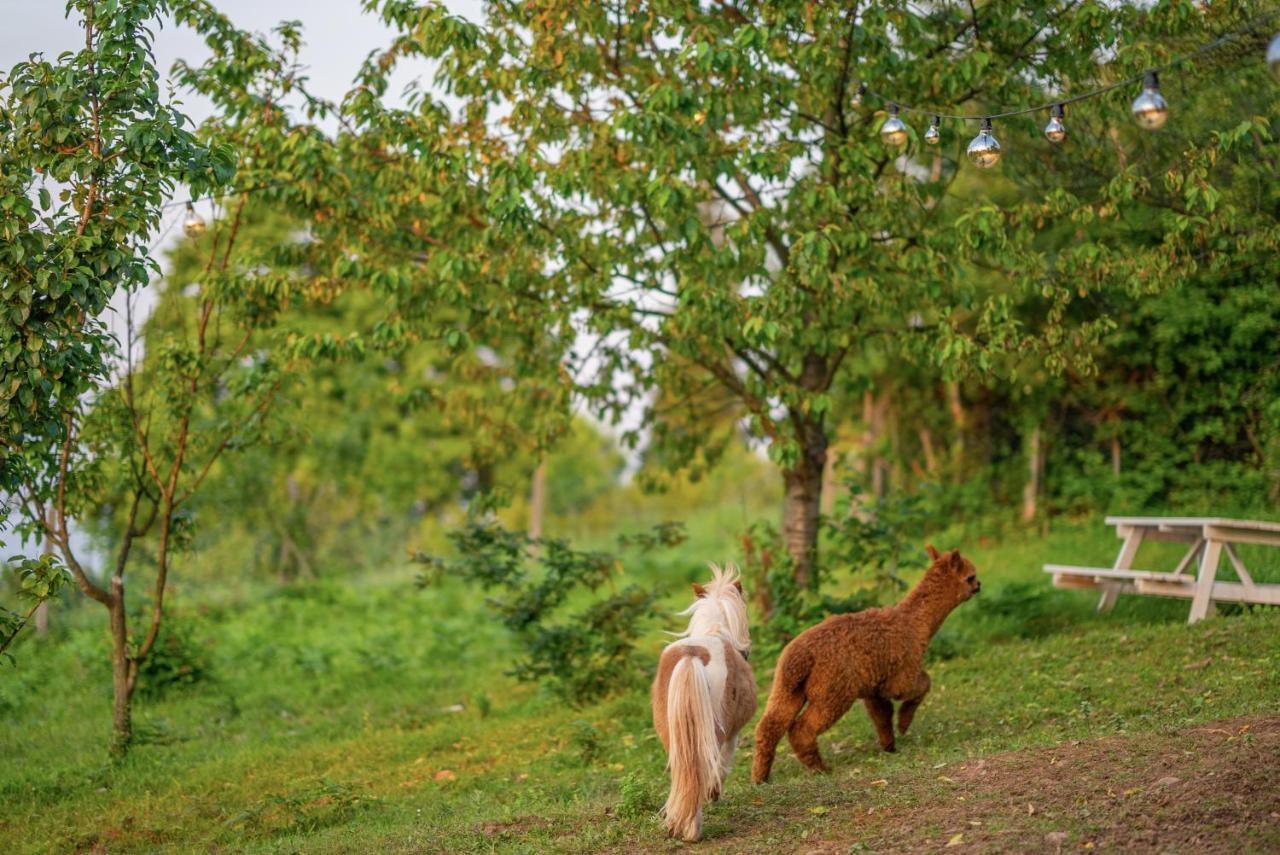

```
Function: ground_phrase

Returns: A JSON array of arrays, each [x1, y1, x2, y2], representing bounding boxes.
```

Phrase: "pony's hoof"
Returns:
[[882, 743, 896, 753]]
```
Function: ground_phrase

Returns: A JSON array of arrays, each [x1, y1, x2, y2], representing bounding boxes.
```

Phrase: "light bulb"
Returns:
[[966, 118, 1001, 168], [1044, 104, 1066, 143], [852, 82, 867, 108], [1131, 70, 1168, 130], [924, 115, 940, 145], [880, 104, 909, 147], [183, 202, 206, 237], [1268, 33, 1280, 80]]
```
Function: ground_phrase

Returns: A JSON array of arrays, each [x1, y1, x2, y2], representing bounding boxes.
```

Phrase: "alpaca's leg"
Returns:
[[786, 699, 848, 773], [863, 696, 897, 752], [896, 671, 931, 735], [751, 689, 805, 783]]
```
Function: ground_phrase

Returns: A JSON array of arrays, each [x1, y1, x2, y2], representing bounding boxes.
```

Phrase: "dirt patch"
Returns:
[[477, 816, 552, 838], [703, 715, 1280, 854], [827, 715, 1276, 853]]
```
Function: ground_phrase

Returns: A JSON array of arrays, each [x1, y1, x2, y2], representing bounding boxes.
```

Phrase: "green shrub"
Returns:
[[618, 770, 659, 820], [134, 614, 214, 699], [414, 520, 685, 703]]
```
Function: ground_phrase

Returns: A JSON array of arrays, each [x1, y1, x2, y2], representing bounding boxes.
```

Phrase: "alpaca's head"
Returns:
[[924, 544, 981, 604]]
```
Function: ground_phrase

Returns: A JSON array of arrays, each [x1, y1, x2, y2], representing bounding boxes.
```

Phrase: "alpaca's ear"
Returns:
[[692, 582, 708, 598], [948, 549, 965, 571], [733, 579, 743, 593], [925, 544, 940, 561]]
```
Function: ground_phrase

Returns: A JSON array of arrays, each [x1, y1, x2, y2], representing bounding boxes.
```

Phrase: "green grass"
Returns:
[[2, 519, 1278, 853]]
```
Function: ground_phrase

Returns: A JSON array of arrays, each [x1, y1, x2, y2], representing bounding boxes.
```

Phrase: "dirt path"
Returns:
[[684, 715, 1280, 854]]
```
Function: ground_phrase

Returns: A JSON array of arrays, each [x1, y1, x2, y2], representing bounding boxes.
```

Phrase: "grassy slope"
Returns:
[[2, 519, 1278, 853]]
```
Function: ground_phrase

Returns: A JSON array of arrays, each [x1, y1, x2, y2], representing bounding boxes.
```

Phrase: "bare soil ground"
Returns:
[[624, 715, 1280, 854]]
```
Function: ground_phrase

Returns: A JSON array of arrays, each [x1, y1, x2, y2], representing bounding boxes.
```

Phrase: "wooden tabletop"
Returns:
[[1104, 516, 1280, 533]]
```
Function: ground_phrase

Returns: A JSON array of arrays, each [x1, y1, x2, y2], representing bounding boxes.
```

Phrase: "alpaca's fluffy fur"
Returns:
[[651, 564, 757, 841], [751, 546, 980, 782]]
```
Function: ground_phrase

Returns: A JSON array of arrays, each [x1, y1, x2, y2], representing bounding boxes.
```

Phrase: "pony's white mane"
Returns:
[[675, 563, 750, 654]]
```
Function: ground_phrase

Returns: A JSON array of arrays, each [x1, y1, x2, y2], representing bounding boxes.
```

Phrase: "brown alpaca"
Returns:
[[751, 545, 980, 782]]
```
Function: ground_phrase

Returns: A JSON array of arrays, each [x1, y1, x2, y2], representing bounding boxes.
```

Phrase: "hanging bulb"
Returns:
[[1131, 70, 1168, 130], [851, 82, 867, 108], [1044, 104, 1067, 143], [966, 118, 1001, 168], [182, 202, 206, 237], [880, 104, 909, 147], [1268, 33, 1280, 80], [924, 114, 941, 145]]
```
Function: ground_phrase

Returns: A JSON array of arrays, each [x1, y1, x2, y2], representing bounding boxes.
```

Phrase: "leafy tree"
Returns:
[[0, 1, 228, 495], [0, 0, 229, 704], [358, 0, 1269, 583]]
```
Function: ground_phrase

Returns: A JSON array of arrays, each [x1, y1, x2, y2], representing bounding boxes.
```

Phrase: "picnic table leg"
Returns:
[[1187, 540, 1223, 624], [1099, 528, 1143, 613]]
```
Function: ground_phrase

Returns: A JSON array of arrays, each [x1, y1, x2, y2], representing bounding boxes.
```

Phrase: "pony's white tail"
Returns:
[[662, 656, 721, 841]]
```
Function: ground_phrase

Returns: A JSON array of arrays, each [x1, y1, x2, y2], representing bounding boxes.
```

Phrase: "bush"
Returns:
[[134, 614, 214, 699], [618, 770, 660, 820], [414, 520, 685, 703]]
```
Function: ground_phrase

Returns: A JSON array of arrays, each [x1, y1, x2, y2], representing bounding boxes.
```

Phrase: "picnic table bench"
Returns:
[[1044, 516, 1280, 624]]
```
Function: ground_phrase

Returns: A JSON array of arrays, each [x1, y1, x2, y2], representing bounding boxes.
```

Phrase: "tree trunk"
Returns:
[[1022, 426, 1042, 523], [918, 427, 938, 475], [529, 458, 546, 541], [782, 420, 828, 590], [35, 527, 52, 635], [946, 381, 966, 473], [1110, 436, 1121, 477], [819, 445, 836, 516], [108, 595, 133, 757]]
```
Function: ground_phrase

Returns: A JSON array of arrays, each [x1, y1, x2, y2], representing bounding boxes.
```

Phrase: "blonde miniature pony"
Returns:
[[650, 564, 756, 841]]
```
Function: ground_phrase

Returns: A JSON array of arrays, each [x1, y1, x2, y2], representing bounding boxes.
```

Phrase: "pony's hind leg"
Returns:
[[863, 696, 896, 752], [711, 734, 739, 800]]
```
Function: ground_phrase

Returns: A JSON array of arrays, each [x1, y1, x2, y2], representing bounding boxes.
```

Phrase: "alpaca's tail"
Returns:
[[662, 655, 721, 841], [751, 649, 810, 783]]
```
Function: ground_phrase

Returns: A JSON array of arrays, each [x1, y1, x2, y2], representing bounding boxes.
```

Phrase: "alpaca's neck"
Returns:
[[895, 573, 959, 640]]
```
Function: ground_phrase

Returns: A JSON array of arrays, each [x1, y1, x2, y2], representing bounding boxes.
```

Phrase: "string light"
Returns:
[[924, 115, 941, 146], [1268, 32, 1280, 79], [1131, 70, 1169, 130], [967, 118, 1001, 168], [851, 82, 867, 108], [182, 202, 207, 237], [1044, 104, 1067, 143], [880, 104, 911, 147]]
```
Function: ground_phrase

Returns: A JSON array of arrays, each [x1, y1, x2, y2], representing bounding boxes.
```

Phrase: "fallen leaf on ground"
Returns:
[[946, 833, 964, 846], [809, 806, 827, 815], [434, 769, 457, 782], [1154, 776, 1180, 787], [1184, 657, 1212, 670], [870, 778, 888, 786], [1027, 803, 1035, 815]]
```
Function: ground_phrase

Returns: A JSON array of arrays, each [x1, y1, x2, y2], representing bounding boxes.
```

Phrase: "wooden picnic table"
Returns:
[[1045, 516, 1280, 624]]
